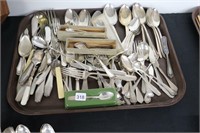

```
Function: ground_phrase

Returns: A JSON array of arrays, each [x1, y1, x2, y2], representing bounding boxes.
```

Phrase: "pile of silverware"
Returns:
[[15, 3, 178, 106]]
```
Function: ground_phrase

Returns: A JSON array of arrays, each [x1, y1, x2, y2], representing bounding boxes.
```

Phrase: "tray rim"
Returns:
[[192, 6, 200, 36], [7, 9, 186, 115]]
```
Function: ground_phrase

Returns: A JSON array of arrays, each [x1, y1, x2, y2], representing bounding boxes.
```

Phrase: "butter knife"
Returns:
[[161, 36, 174, 78]]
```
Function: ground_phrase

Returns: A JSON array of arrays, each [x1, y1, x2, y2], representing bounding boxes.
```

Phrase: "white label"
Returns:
[[75, 93, 87, 101]]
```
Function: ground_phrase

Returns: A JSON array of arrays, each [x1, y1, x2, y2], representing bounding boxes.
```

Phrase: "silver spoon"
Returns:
[[103, 3, 121, 43], [120, 55, 143, 103], [16, 124, 30, 133], [17, 29, 32, 75], [40, 123, 55, 133], [122, 17, 140, 54], [119, 4, 132, 37], [19, 50, 44, 85], [144, 65, 154, 103], [91, 11, 104, 27], [132, 3, 146, 41], [79, 9, 91, 26], [133, 61, 176, 98], [65, 9, 79, 25], [32, 36, 47, 48], [146, 8, 163, 58], [137, 41, 149, 66], [3, 127, 15, 133]]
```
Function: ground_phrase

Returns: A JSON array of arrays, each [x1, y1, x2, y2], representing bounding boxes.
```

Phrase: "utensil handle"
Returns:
[[55, 67, 65, 99], [141, 25, 146, 42], [135, 87, 144, 103], [155, 27, 165, 57], [44, 70, 54, 97], [166, 54, 174, 78], [142, 24, 157, 53], [138, 70, 174, 98], [135, 71, 161, 96]]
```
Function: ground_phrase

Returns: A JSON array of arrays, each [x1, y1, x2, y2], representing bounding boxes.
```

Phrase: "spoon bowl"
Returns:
[[151, 8, 160, 27], [65, 9, 79, 25], [96, 91, 114, 100], [18, 35, 32, 58], [32, 36, 47, 48], [132, 3, 146, 24], [40, 123, 55, 133], [103, 3, 118, 25], [3, 127, 15, 133], [137, 42, 149, 62], [16, 124, 30, 133]]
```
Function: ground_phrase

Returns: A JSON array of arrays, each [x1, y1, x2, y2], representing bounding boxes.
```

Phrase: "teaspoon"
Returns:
[[40, 123, 55, 133], [65, 9, 79, 25], [16, 124, 31, 133], [119, 4, 132, 37]]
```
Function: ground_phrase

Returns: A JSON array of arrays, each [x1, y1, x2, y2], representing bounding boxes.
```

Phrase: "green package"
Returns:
[[64, 88, 119, 109]]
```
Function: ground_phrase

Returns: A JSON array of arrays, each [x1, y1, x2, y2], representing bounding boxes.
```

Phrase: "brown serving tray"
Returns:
[[7, 8, 186, 115], [192, 6, 200, 36]]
